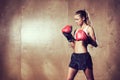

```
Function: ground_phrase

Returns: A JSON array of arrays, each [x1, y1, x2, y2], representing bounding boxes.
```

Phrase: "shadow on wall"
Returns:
[[108, 0, 120, 79], [0, 0, 25, 79], [0, 0, 12, 79]]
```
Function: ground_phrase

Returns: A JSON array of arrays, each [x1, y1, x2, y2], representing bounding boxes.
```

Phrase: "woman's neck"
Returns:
[[79, 23, 87, 29]]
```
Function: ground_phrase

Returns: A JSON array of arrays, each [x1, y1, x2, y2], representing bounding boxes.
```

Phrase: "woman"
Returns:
[[62, 10, 98, 80]]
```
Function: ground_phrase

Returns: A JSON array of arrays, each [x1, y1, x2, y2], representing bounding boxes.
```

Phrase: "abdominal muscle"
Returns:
[[74, 41, 88, 54]]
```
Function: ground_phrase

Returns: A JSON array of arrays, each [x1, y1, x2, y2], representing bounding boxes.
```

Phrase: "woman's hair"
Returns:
[[75, 10, 91, 25]]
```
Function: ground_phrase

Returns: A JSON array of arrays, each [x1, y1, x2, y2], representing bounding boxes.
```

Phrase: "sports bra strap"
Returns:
[[74, 26, 89, 36], [83, 26, 89, 35], [74, 29, 77, 35]]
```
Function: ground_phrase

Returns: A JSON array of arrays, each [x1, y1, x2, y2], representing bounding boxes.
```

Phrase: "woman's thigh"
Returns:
[[83, 68, 94, 80], [67, 67, 78, 80]]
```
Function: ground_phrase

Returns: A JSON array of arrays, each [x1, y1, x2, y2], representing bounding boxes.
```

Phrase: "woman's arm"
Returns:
[[88, 26, 98, 47], [69, 41, 75, 49]]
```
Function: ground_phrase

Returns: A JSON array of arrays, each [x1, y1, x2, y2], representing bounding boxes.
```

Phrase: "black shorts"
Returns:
[[69, 52, 93, 70]]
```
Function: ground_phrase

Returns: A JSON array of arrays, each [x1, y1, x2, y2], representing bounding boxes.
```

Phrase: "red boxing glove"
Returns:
[[75, 30, 87, 41], [62, 25, 72, 33], [62, 25, 75, 42]]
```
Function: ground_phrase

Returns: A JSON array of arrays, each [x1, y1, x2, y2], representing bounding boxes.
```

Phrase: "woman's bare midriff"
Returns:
[[74, 41, 88, 54]]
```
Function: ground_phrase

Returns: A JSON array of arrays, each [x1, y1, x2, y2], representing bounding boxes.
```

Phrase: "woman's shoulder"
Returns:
[[86, 25, 95, 35], [87, 25, 94, 31]]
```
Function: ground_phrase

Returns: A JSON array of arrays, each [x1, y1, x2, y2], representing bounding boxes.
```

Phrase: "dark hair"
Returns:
[[75, 10, 91, 25]]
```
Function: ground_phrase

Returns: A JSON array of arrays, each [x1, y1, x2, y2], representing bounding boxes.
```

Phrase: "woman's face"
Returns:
[[74, 14, 84, 26]]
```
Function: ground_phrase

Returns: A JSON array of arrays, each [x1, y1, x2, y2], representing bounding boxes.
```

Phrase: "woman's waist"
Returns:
[[73, 49, 88, 54], [73, 51, 88, 54], [72, 52, 89, 55], [74, 45, 88, 53]]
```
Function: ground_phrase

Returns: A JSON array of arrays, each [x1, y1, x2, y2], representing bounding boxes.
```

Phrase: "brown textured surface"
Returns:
[[0, 0, 120, 80]]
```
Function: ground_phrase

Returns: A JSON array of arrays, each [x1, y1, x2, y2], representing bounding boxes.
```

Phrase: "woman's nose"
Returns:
[[75, 20, 78, 23]]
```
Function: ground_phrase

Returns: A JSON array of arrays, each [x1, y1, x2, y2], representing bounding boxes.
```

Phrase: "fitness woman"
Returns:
[[62, 10, 98, 80]]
